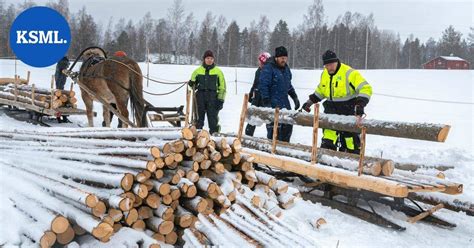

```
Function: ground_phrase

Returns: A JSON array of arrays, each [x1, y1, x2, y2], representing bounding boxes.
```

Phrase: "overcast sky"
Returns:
[[8, 0, 473, 42]]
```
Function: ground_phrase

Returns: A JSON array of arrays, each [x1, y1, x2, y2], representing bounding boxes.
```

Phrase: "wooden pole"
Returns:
[[14, 75, 18, 102], [358, 127, 367, 176], [50, 75, 54, 109], [311, 103, 320, 164], [237, 94, 249, 141], [31, 84, 35, 106], [407, 204, 444, 223], [185, 87, 191, 127], [271, 108, 280, 154]]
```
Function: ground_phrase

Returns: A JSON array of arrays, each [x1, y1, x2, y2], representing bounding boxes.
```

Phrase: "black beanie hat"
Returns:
[[203, 50, 214, 59], [275, 46, 288, 57], [322, 50, 338, 65]]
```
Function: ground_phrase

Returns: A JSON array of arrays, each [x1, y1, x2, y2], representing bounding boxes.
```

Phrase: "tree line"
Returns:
[[1, 0, 473, 69]]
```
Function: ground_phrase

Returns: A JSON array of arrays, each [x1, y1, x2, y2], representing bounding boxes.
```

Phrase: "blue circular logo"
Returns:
[[9, 6, 71, 67]]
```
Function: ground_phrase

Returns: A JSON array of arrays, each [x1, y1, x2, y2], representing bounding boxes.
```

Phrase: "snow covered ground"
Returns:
[[1, 59, 473, 247]]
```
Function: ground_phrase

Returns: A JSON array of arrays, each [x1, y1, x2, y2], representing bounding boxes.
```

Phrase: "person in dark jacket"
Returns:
[[259, 46, 300, 142], [55, 56, 69, 90], [245, 52, 271, 136], [189, 50, 226, 134]]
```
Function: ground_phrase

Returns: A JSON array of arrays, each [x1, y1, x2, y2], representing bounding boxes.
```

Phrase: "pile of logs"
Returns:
[[0, 127, 307, 247], [0, 83, 78, 109]]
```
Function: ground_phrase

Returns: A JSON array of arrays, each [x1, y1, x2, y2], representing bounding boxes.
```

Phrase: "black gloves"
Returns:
[[354, 105, 364, 116], [302, 93, 322, 112], [188, 80, 196, 87], [354, 97, 369, 116], [302, 99, 313, 112], [216, 99, 224, 111], [288, 91, 300, 110]]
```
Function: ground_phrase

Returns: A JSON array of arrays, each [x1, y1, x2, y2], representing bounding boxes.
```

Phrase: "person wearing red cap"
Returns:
[[189, 50, 227, 134], [244, 52, 271, 136]]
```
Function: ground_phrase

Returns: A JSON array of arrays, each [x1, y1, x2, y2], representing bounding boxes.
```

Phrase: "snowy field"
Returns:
[[1, 59, 473, 247]]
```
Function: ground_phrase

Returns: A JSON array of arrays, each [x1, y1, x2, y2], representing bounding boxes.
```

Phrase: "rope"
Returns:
[[235, 80, 474, 105], [107, 59, 186, 85], [143, 82, 188, 96]]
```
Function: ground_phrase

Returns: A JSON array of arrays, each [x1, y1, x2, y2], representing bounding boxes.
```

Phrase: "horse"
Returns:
[[77, 47, 147, 128]]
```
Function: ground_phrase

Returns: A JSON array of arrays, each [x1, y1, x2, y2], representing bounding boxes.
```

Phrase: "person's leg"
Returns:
[[245, 124, 256, 136], [278, 124, 293, 142], [207, 93, 220, 134], [195, 91, 206, 129], [266, 123, 274, 139], [321, 129, 338, 151], [340, 132, 361, 154]]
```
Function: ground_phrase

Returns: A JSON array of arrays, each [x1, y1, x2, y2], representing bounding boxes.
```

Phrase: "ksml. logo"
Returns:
[[9, 6, 71, 67]]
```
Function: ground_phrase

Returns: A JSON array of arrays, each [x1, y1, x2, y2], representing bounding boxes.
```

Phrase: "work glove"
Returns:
[[354, 97, 369, 116], [216, 99, 224, 111], [188, 80, 196, 87], [288, 91, 300, 110], [248, 93, 253, 103], [302, 99, 313, 112], [354, 104, 365, 116]]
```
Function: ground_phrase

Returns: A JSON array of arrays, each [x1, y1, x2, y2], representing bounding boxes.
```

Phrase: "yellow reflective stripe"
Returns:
[[323, 129, 338, 143], [345, 68, 354, 97], [356, 81, 368, 92], [345, 137, 355, 150], [358, 93, 371, 100]]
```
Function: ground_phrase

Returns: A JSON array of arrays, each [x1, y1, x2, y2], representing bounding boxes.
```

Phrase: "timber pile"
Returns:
[[0, 127, 309, 247], [0, 71, 30, 85], [0, 83, 78, 109]]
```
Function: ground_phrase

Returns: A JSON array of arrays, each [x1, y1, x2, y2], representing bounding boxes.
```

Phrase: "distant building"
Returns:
[[423, 55, 470, 70]]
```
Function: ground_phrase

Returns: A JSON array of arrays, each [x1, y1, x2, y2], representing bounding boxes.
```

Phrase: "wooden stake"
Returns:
[[50, 75, 54, 109], [237, 94, 249, 141], [311, 103, 320, 164], [358, 127, 367, 176], [31, 84, 36, 106], [271, 108, 280, 154], [407, 204, 444, 223], [185, 87, 191, 127]]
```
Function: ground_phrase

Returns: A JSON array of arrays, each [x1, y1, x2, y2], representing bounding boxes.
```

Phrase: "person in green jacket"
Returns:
[[189, 50, 226, 134], [302, 50, 372, 154]]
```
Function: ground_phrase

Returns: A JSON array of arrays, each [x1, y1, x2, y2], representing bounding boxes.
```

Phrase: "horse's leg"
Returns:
[[81, 91, 94, 127], [102, 105, 111, 127], [115, 99, 129, 128]]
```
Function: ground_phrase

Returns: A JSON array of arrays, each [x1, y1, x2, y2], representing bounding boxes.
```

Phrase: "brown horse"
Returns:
[[78, 48, 146, 127]]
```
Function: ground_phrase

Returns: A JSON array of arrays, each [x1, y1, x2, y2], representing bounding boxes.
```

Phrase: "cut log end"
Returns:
[[56, 226, 75, 245], [92, 222, 114, 239], [51, 215, 70, 234], [40, 231, 56, 248], [85, 194, 99, 208], [437, 125, 451, 142]]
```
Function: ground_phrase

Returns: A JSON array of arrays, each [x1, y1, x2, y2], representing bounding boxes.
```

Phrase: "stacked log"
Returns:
[[0, 83, 78, 109], [0, 126, 309, 247]]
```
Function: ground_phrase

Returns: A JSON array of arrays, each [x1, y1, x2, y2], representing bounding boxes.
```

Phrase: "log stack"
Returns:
[[0, 83, 78, 109], [0, 126, 308, 247]]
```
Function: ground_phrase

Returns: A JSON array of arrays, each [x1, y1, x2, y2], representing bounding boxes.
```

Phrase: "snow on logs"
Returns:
[[246, 106, 451, 142], [0, 126, 307, 247]]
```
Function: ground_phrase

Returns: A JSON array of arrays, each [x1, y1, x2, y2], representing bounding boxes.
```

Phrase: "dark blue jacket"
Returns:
[[258, 57, 296, 110]]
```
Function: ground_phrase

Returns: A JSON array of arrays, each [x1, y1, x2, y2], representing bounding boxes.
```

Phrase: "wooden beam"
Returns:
[[407, 204, 444, 223], [358, 127, 367, 176], [246, 106, 450, 142], [271, 108, 279, 154], [311, 103, 319, 164], [237, 94, 249, 141], [242, 148, 409, 197]]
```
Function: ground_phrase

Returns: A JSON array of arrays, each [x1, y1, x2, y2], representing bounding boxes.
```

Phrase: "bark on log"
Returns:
[[246, 106, 450, 142]]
